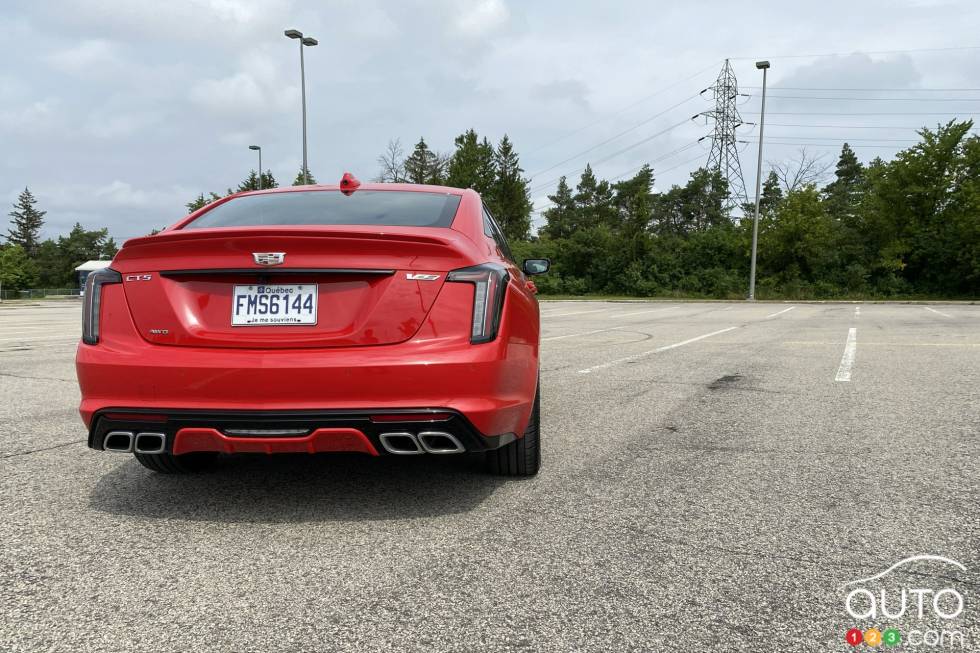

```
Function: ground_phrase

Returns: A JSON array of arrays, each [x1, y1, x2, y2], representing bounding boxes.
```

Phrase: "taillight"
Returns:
[[82, 268, 122, 344], [446, 263, 509, 344]]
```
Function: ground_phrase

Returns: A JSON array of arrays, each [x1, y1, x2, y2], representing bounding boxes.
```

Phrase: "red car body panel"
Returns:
[[171, 427, 379, 456], [75, 183, 540, 456]]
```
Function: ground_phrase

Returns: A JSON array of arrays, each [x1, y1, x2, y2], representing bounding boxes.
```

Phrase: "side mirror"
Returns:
[[522, 258, 550, 276]]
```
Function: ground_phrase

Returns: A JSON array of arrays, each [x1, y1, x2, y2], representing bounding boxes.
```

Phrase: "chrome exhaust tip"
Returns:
[[103, 431, 135, 453], [134, 432, 166, 455], [417, 431, 466, 454], [378, 432, 424, 455]]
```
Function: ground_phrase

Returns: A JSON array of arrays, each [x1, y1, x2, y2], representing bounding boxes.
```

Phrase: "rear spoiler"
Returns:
[[122, 226, 462, 250]]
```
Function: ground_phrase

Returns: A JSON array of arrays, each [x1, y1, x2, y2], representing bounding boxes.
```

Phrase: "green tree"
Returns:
[[102, 237, 119, 259], [7, 187, 46, 257], [237, 170, 280, 192], [33, 224, 118, 287], [32, 240, 63, 287], [866, 121, 977, 294], [293, 167, 317, 185], [186, 192, 222, 213], [0, 244, 38, 291], [404, 138, 444, 184], [652, 168, 729, 235], [540, 177, 576, 240], [573, 165, 615, 230], [757, 186, 837, 295], [487, 135, 532, 241], [823, 143, 864, 221], [445, 130, 495, 193], [612, 165, 655, 235]]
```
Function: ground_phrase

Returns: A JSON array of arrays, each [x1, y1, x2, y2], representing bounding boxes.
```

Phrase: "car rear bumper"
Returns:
[[87, 408, 516, 456], [76, 280, 539, 447]]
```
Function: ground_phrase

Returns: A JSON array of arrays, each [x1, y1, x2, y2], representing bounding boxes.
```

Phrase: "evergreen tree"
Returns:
[[236, 170, 279, 192], [823, 143, 864, 221], [261, 170, 278, 189], [446, 130, 495, 193], [102, 237, 119, 259], [237, 170, 261, 192], [7, 187, 46, 257], [760, 170, 783, 217], [541, 177, 575, 240], [652, 168, 728, 234], [186, 192, 222, 213], [404, 138, 444, 184], [487, 135, 532, 241], [293, 167, 317, 185], [612, 165, 655, 235], [573, 165, 615, 230]]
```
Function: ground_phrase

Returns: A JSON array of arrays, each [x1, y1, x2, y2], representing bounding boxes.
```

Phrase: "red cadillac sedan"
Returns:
[[75, 176, 549, 476]]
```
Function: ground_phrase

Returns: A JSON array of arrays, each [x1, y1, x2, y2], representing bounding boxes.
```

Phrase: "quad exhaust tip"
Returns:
[[417, 431, 465, 454], [103, 431, 134, 453], [378, 432, 424, 455], [378, 431, 466, 455], [105, 431, 166, 454], [134, 432, 166, 455]]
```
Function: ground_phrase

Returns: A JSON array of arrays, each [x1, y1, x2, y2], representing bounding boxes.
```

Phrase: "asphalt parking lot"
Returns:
[[1, 300, 978, 652]]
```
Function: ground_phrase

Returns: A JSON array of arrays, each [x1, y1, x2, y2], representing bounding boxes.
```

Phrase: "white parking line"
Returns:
[[924, 307, 952, 318], [855, 306, 861, 319], [614, 306, 679, 318], [0, 335, 78, 343], [543, 326, 628, 342], [765, 306, 796, 319], [721, 306, 734, 311], [578, 326, 739, 374], [545, 308, 609, 318], [835, 328, 858, 382]]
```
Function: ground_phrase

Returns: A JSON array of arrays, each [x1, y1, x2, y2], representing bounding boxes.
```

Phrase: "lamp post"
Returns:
[[284, 29, 318, 185], [748, 60, 770, 301], [248, 145, 262, 190]]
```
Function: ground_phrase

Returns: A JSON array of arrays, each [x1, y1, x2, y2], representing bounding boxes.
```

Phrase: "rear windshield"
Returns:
[[184, 190, 462, 229]]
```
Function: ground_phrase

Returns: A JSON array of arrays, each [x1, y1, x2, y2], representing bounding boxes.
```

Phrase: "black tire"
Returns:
[[134, 451, 219, 474], [487, 383, 540, 477]]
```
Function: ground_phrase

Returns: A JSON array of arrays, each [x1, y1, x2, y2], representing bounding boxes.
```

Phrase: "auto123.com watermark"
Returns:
[[842, 555, 970, 648]]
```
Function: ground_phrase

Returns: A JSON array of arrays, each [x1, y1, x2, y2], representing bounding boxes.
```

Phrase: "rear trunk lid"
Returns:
[[112, 226, 481, 348]]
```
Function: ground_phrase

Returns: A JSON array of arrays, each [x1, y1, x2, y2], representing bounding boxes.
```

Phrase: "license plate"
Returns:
[[231, 284, 318, 326]]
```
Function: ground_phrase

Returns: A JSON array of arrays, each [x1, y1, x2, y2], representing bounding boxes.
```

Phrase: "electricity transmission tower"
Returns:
[[700, 59, 749, 211]]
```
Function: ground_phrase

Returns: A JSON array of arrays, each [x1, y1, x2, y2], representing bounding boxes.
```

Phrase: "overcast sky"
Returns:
[[2, 0, 979, 241]]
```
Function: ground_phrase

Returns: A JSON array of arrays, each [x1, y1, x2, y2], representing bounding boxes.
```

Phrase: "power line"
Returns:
[[761, 95, 980, 102], [747, 140, 924, 148], [743, 86, 980, 92], [757, 111, 977, 116], [529, 118, 693, 192], [730, 45, 980, 61], [766, 123, 953, 129], [753, 135, 932, 143], [525, 61, 722, 156], [605, 142, 702, 183], [527, 94, 700, 180]]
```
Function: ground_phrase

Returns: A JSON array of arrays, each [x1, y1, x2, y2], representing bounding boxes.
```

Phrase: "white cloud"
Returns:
[[188, 50, 298, 118], [0, 99, 61, 133], [46, 0, 293, 44], [453, 0, 510, 36], [46, 39, 121, 75]]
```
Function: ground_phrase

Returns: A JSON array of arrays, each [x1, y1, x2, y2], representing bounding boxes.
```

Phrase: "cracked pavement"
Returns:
[[1, 300, 978, 651]]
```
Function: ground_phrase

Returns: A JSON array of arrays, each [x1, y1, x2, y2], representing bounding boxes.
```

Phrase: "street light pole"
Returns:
[[748, 60, 770, 301], [284, 29, 318, 185], [249, 145, 262, 190]]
